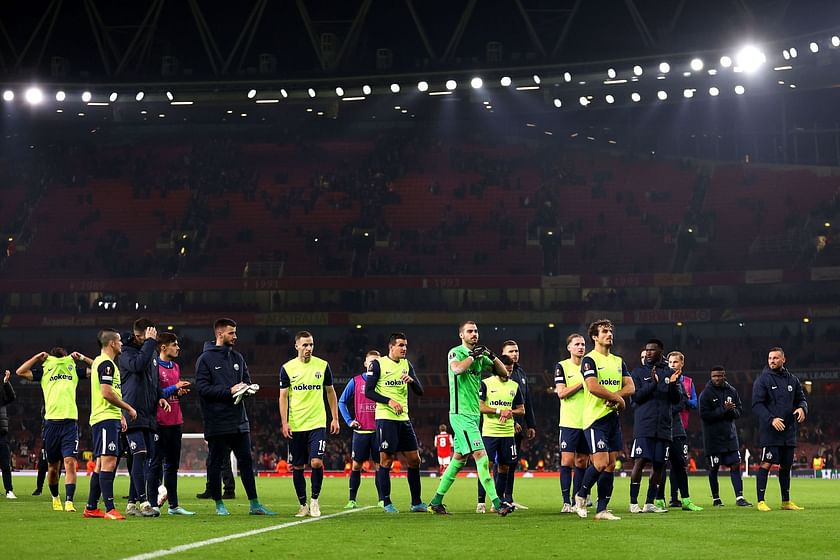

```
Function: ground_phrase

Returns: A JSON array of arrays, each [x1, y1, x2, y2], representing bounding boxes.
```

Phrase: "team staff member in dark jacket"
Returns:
[[627, 340, 680, 513], [119, 317, 166, 517], [699, 366, 751, 507], [1, 369, 17, 499], [196, 317, 275, 516], [752, 347, 807, 512]]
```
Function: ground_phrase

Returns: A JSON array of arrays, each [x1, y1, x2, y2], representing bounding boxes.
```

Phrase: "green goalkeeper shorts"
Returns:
[[449, 413, 484, 455]]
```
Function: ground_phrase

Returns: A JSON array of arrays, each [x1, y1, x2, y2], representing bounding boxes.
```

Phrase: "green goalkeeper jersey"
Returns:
[[447, 344, 495, 415]]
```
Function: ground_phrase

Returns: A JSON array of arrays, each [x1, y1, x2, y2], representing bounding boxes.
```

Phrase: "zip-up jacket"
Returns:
[[196, 341, 251, 437], [752, 366, 808, 447], [670, 377, 689, 439], [510, 363, 537, 433], [0, 379, 16, 435], [630, 359, 681, 441], [118, 334, 162, 430], [699, 381, 742, 454]]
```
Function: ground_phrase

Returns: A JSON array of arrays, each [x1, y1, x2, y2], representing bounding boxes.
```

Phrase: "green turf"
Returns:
[[3, 474, 837, 559]]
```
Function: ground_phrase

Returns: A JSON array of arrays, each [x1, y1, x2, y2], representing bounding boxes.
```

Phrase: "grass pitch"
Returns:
[[3, 474, 836, 559]]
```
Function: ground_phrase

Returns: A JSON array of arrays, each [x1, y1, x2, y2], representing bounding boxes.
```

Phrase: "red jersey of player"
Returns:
[[434, 424, 454, 474]]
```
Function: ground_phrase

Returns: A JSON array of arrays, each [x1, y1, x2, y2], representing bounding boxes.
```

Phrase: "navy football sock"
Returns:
[[130, 451, 148, 502], [756, 467, 769, 502], [407, 467, 422, 505], [578, 464, 600, 499], [349, 470, 361, 501], [292, 468, 307, 505], [560, 466, 572, 503], [779, 465, 791, 502], [378, 466, 392, 506], [49, 483, 60, 498], [65, 483, 76, 502], [596, 470, 614, 512], [86, 473, 101, 510], [731, 466, 744, 497], [573, 465, 586, 497], [708, 465, 720, 499], [99, 471, 116, 512], [310, 467, 324, 499]]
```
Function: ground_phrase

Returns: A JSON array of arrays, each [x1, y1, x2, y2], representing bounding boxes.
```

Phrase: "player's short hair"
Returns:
[[295, 330, 313, 342], [459, 320, 476, 333], [668, 351, 685, 362], [646, 338, 664, 349], [97, 328, 120, 349], [711, 365, 726, 373], [365, 350, 380, 358], [502, 340, 518, 349], [768, 346, 785, 355], [158, 332, 178, 346], [499, 354, 514, 366], [49, 346, 68, 357], [588, 319, 613, 341], [438, 424, 447, 432], [389, 332, 407, 346], [214, 318, 237, 331], [566, 333, 585, 345], [133, 317, 155, 333]]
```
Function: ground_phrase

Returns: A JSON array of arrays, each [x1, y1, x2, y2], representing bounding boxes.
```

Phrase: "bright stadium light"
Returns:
[[607, 68, 616, 79], [2, 90, 14, 101], [553, 98, 562, 108], [470, 77, 483, 89], [782, 49, 791, 60], [789, 47, 798, 58], [734, 84, 745, 95], [809, 41, 819, 53], [361, 85, 371, 95], [631, 92, 641, 102], [135, 91, 145, 101], [109, 92, 118, 102], [720, 55, 733, 68], [165, 91, 174, 101], [308, 88, 316, 98], [532, 74, 541, 84], [24, 87, 44, 105], [55, 90, 66, 101], [709, 86, 720, 96], [832, 36, 840, 47], [417, 81, 429, 92], [82, 91, 92, 102], [659, 62, 670, 73], [281, 88, 289, 98], [690, 58, 704, 71], [735, 45, 766, 72], [389, 83, 400, 93], [563, 72, 572, 82], [657, 90, 668, 100], [445, 80, 457, 90], [683, 88, 694, 98], [605, 94, 615, 104], [247, 89, 257, 99], [579, 96, 589, 106], [500, 76, 512, 87], [335, 87, 344, 97], [633, 65, 643, 76]]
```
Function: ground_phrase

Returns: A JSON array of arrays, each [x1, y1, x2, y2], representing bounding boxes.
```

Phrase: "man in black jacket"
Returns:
[[501, 340, 536, 510], [196, 318, 275, 516], [752, 347, 807, 512], [118, 317, 166, 517], [699, 366, 751, 507], [1, 369, 16, 499], [628, 339, 680, 513]]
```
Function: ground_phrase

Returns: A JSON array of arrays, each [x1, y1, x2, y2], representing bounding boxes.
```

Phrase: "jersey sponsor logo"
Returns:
[[487, 399, 511, 407], [384, 379, 405, 386], [48, 373, 76, 382], [601, 378, 621, 386], [293, 383, 321, 391]]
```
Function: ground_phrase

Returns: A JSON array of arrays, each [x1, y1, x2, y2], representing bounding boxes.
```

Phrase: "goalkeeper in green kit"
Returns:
[[429, 321, 515, 516]]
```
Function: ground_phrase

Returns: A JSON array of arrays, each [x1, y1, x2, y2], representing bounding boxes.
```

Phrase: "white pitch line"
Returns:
[[121, 506, 373, 560]]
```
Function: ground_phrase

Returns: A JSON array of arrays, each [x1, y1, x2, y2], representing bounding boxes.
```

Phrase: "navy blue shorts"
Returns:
[[288, 428, 326, 466], [351, 431, 379, 463], [559, 426, 589, 454], [483, 435, 518, 465], [585, 412, 623, 454], [631, 436, 670, 463], [377, 419, 418, 454], [125, 428, 155, 456], [43, 420, 79, 463], [760, 445, 795, 466], [92, 419, 122, 458], [669, 435, 689, 463], [707, 451, 741, 468]]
